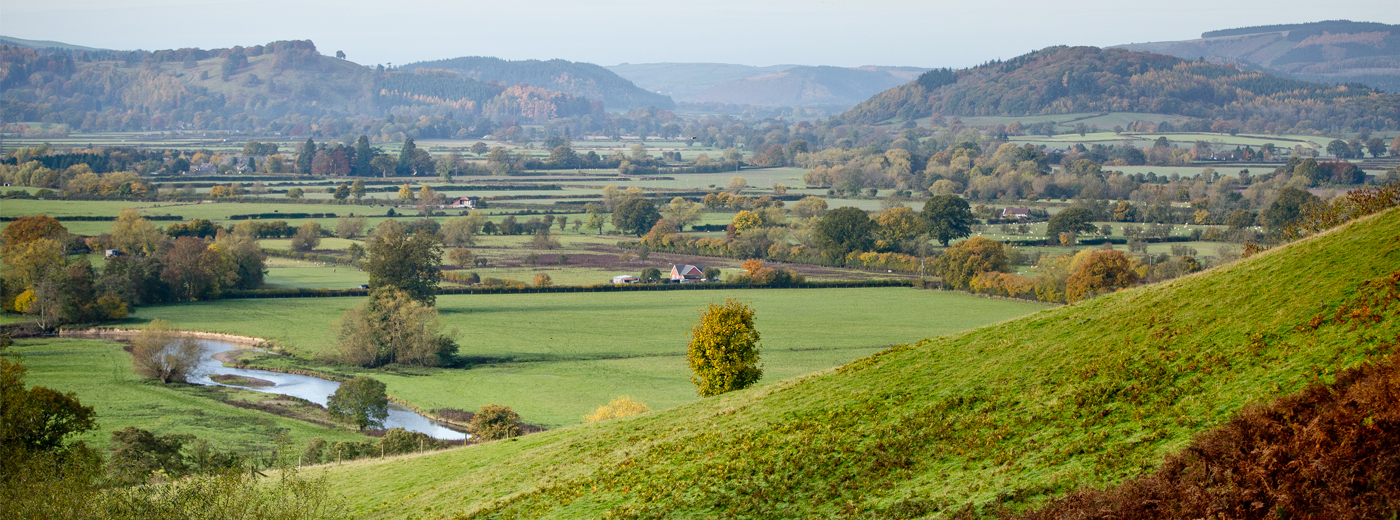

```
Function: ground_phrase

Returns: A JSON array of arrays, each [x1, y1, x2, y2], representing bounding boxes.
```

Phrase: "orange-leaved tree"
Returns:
[[1064, 250, 1140, 302]]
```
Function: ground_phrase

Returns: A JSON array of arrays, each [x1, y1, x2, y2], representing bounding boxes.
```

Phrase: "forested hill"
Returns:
[[841, 45, 1400, 132], [0, 40, 604, 134], [1117, 20, 1400, 93], [399, 56, 674, 110]]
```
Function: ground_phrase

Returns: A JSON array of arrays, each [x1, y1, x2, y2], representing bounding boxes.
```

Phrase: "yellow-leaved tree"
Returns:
[[687, 299, 763, 397]]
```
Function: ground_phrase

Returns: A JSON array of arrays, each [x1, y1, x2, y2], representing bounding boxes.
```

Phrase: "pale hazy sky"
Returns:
[[3, 0, 1397, 69]]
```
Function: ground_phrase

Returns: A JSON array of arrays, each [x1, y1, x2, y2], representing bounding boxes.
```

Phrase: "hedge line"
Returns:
[[0, 215, 183, 222], [222, 279, 914, 299], [1004, 236, 1193, 246], [230, 212, 338, 220]]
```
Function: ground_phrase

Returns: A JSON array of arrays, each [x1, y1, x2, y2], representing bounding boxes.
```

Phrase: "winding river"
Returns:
[[194, 340, 466, 440]]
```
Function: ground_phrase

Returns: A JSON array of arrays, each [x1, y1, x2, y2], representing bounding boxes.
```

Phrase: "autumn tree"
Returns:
[[687, 299, 763, 397], [935, 236, 1008, 290], [441, 214, 485, 247], [661, 197, 703, 231], [334, 287, 457, 367], [327, 376, 388, 431], [920, 195, 973, 246], [1, 215, 68, 256], [110, 209, 163, 255], [1064, 250, 1140, 302], [289, 222, 322, 252], [131, 319, 206, 383], [335, 215, 367, 239], [875, 206, 927, 251], [468, 404, 522, 441]]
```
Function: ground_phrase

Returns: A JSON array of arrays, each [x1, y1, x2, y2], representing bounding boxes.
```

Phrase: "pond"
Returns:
[[193, 340, 467, 440]]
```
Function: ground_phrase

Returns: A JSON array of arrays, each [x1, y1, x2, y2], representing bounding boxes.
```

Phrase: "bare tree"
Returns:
[[131, 320, 206, 383]]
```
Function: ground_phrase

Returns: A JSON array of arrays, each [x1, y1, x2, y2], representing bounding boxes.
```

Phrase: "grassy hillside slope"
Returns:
[[132, 288, 1046, 427], [312, 208, 1400, 518]]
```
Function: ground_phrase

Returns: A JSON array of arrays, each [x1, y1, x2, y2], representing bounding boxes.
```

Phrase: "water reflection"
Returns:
[[194, 340, 466, 440]]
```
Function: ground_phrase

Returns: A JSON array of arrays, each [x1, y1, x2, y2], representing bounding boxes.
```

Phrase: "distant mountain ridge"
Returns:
[[399, 56, 673, 110], [1116, 19, 1400, 93], [608, 62, 928, 108], [839, 45, 1400, 132]]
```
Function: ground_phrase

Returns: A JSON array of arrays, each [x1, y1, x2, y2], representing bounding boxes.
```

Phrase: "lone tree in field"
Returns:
[[468, 404, 522, 441], [687, 299, 763, 397], [327, 376, 389, 431], [920, 195, 973, 246], [130, 319, 206, 384], [334, 287, 458, 368]]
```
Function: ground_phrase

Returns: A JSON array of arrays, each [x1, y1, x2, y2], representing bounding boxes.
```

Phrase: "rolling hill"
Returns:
[[0, 40, 604, 133], [399, 56, 674, 110], [1116, 20, 1400, 94], [608, 62, 927, 107], [839, 45, 1400, 132], [312, 206, 1400, 517]]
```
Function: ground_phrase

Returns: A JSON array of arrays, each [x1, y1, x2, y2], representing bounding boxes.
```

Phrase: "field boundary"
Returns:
[[223, 279, 916, 299]]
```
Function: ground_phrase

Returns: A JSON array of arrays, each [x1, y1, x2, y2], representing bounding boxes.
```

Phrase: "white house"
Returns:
[[449, 197, 480, 209], [612, 275, 639, 284], [1002, 208, 1031, 219]]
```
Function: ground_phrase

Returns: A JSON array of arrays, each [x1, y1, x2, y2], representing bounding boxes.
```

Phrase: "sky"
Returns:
[[3, 0, 1398, 69]]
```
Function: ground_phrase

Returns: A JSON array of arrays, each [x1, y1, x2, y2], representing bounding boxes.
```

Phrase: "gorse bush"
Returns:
[[583, 396, 651, 423]]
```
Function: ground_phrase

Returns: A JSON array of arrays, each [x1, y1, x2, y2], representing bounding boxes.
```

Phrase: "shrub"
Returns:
[[468, 404, 522, 441], [687, 299, 763, 397], [583, 396, 651, 423]]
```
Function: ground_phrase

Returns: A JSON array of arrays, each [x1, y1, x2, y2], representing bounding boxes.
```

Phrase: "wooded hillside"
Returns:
[[842, 45, 1400, 132]]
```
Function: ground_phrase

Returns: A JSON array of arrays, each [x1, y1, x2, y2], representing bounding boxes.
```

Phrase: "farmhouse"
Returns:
[[612, 275, 639, 284], [449, 197, 480, 209], [1002, 208, 1031, 219], [670, 265, 706, 283]]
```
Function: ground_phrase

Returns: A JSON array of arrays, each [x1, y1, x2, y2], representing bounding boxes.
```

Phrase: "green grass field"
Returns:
[[304, 206, 1400, 518], [6, 338, 365, 451], [127, 288, 1048, 427]]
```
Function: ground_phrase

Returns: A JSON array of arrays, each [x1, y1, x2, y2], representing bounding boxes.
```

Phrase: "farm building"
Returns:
[[612, 275, 639, 284], [449, 197, 480, 209], [1002, 208, 1031, 219], [670, 265, 707, 283]]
